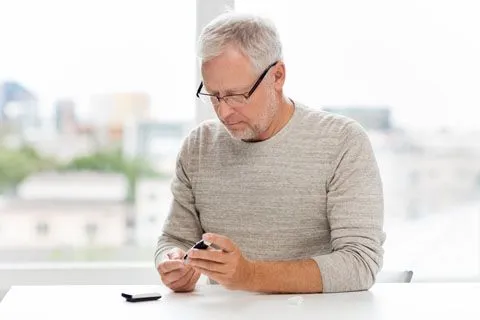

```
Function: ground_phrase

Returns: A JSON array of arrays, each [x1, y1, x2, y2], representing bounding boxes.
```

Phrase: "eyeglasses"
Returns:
[[196, 61, 278, 108]]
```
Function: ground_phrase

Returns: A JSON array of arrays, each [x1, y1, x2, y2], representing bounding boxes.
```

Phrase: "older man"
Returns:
[[155, 12, 385, 294]]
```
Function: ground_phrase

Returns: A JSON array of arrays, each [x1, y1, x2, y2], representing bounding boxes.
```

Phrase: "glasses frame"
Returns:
[[196, 61, 279, 107]]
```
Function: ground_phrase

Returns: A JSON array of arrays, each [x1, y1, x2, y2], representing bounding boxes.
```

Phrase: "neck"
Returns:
[[249, 96, 295, 142]]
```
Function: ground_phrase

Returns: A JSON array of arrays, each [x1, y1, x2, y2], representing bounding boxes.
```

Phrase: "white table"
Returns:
[[1, 283, 479, 319]]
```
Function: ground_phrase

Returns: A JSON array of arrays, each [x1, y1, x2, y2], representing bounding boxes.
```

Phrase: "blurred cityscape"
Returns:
[[0, 80, 479, 269], [0, 80, 193, 261]]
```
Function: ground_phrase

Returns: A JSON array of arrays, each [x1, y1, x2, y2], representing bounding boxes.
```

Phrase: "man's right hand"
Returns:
[[157, 248, 200, 292]]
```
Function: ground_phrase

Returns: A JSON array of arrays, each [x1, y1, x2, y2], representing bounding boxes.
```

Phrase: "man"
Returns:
[[155, 12, 385, 294]]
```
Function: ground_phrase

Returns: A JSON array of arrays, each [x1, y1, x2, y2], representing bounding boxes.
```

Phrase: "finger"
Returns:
[[162, 267, 189, 285], [169, 247, 187, 260], [189, 258, 226, 274], [159, 260, 184, 274], [193, 266, 225, 283], [170, 267, 195, 291], [203, 233, 236, 253], [188, 248, 228, 263]]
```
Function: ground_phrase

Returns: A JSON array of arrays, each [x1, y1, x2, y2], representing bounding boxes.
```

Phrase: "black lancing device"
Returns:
[[183, 239, 212, 260]]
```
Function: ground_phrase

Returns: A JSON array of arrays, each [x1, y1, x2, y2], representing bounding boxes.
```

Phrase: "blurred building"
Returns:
[[323, 106, 392, 131], [134, 178, 173, 246], [0, 81, 39, 146], [14, 98, 94, 162], [371, 130, 480, 221], [0, 172, 130, 248], [27, 132, 97, 162], [89, 92, 151, 144], [0, 81, 38, 125], [55, 99, 77, 134], [123, 120, 192, 174]]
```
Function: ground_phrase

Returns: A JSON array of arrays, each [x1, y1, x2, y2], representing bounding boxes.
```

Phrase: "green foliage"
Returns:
[[0, 145, 163, 202], [0, 145, 57, 192], [59, 148, 162, 202]]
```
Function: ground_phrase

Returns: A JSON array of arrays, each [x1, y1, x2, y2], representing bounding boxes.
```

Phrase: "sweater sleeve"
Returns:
[[312, 121, 386, 293], [154, 133, 204, 268]]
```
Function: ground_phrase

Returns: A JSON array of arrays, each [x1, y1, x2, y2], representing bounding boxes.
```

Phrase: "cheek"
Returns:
[[243, 94, 270, 120], [237, 108, 262, 125], [231, 107, 251, 121]]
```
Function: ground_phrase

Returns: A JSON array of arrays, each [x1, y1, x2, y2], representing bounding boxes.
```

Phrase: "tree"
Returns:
[[0, 145, 57, 193], [59, 148, 162, 202]]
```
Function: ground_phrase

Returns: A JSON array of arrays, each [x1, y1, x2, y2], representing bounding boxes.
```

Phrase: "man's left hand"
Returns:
[[186, 233, 255, 290]]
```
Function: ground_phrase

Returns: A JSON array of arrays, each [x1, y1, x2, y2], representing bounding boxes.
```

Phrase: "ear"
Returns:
[[273, 61, 286, 91]]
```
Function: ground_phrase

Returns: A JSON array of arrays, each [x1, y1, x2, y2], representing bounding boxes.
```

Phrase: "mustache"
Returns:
[[221, 116, 243, 125]]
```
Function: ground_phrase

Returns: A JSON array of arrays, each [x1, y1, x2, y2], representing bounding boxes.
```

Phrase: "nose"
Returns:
[[216, 100, 235, 121]]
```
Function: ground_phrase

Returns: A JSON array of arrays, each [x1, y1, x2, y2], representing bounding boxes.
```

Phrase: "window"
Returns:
[[1, 0, 479, 285], [0, 1, 195, 263], [236, 0, 480, 281]]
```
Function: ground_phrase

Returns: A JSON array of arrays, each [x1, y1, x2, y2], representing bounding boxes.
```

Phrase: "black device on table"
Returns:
[[121, 292, 162, 303], [121, 240, 211, 302]]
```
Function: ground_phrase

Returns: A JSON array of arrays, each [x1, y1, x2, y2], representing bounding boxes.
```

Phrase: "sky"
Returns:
[[0, 0, 196, 122], [0, 0, 479, 130]]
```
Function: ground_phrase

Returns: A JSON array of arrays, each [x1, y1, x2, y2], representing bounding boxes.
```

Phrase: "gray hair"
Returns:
[[198, 12, 283, 73]]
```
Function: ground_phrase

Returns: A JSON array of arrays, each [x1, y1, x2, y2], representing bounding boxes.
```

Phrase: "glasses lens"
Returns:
[[198, 94, 216, 106], [224, 95, 248, 107]]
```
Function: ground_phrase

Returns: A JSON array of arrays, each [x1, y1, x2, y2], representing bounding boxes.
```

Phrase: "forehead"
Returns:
[[201, 46, 256, 91]]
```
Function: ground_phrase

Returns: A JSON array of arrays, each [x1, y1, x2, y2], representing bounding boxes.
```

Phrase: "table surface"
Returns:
[[1, 283, 479, 320]]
